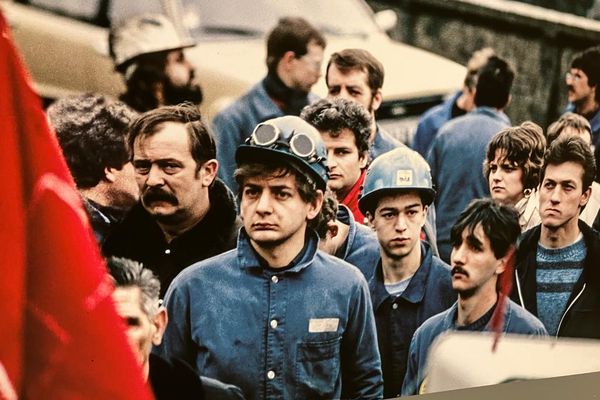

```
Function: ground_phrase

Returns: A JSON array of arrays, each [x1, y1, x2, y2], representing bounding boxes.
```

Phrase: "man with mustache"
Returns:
[[564, 47, 600, 148], [103, 104, 240, 297], [109, 14, 203, 113], [155, 116, 383, 400], [357, 146, 454, 398], [512, 136, 600, 339], [402, 199, 546, 396]]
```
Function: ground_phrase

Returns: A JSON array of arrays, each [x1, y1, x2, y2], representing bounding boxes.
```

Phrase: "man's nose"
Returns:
[[145, 165, 165, 187], [451, 243, 466, 265], [255, 192, 273, 213]]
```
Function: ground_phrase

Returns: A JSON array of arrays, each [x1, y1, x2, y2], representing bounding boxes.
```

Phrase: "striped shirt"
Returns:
[[536, 234, 586, 335]]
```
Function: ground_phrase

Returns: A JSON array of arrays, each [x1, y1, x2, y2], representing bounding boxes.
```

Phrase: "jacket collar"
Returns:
[[337, 204, 357, 260], [472, 106, 511, 125], [236, 228, 319, 273], [369, 242, 434, 310]]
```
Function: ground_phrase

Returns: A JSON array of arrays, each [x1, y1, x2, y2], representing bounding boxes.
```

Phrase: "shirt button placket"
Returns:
[[266, 274, 284, 398]]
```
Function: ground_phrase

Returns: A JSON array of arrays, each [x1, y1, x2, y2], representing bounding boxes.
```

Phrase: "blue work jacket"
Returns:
[[336, 204, 380, 280], [368, 242, 454, 398], [155, 229, 383, 400]]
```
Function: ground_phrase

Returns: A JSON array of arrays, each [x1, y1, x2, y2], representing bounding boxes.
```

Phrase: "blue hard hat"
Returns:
[[235, 116, 328, 190], [359, 146, 436, 214]]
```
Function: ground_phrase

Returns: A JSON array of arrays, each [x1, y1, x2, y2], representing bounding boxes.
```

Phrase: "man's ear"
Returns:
[[326, 220, 339, 239], [104, 166, 118, 183], [371, 88, 383, 112], [280, 50, 297, 70], [358, 152, 369, 169], [199, 159, 218, 187], [496, 245, 516, 276], [580, 185, 592, 209], [151, 306, 168, 346], [307, 189, 324, 221]]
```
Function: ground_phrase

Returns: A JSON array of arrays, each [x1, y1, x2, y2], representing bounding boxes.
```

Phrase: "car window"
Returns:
[[179, 0, 379, 39], [108, 0, 164, 27], [26, 0, 104, 23]]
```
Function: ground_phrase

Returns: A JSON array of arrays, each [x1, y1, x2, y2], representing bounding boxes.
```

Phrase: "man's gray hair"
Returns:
[[107, 257, 161, 317]]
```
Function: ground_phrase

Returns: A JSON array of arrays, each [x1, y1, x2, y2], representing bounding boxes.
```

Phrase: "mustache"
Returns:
[[142, 188, 178, 205], [451, 266, 469, 277]]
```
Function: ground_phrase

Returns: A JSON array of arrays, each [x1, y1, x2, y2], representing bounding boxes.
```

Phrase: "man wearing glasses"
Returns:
[[565, 46, 600, 148], [155, 116, 383, 400], [212, 17, 326, 192]]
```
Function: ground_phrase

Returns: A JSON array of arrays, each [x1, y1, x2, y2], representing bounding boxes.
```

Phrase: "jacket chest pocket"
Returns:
[[295, 336, 341, 399]]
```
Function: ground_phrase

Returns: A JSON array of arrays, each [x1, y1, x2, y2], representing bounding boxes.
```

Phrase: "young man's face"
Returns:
[[112, 287, 163, 375], [162, 49, 203, 105], [566, 68, 595, 106], [133, 122, 217, 225], [369, 191, 427, 262], [322, 128, 367, 199], [488, 150, 525, 206], [288, 40, 324, 93], [240, 172, 321, 248], [539, 161, 590, 230], [326, 64, 381, 114], [450, 224, 504, 299]]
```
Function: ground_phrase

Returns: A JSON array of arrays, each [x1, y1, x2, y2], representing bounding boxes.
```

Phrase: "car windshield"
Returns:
[[178, 0, 380, 39]]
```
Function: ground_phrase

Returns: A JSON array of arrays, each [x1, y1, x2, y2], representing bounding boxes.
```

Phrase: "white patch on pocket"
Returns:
[[308, 318, 339, 333]]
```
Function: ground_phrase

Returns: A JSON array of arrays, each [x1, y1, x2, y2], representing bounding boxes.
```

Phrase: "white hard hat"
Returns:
[[109, 14, 196, 69]]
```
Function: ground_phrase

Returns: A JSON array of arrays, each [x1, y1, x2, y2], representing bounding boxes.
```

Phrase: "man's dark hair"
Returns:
[[106, 256, 161, 316], [118, 51, 169, 113], [463, 47, 495, 90], [266, 17, 326, 74], [571, 46, 600, 103], [541, 135, 596, 192], [325, 48, 384, 94], [451, 198, 520, 260], [301, 97, 372, 156], [129, 103, 216, 173], [47, 93, 137, 189], [484, 121, 546, 191], [314, 190, 339, 239], [546, 112, 592, 146], [474, 56, 514, 109]]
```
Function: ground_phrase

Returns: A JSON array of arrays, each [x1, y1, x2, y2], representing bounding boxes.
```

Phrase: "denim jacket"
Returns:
[[336, 204, 380, 280], [155, 229, 383, 400], [370, 125, 404, 161], [368, 242, 454, 398], [401, 299, 547, 396], [427, 106, 511, 262]]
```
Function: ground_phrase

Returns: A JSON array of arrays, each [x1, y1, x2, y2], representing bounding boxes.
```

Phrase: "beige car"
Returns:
[[1, 0, 465, 143]]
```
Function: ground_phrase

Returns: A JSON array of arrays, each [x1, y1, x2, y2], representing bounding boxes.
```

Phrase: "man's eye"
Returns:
[[134, 163, 150, 174], [328, 87, 340, 95], [126, 317, 141, 327], [163, 164, 180, 174]]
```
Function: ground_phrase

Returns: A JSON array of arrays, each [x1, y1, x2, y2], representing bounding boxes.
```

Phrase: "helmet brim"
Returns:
[[235, 145, 327, 190]]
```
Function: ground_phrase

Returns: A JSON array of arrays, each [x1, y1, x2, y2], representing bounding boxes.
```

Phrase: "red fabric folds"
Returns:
[[0, 11, 152, 399]]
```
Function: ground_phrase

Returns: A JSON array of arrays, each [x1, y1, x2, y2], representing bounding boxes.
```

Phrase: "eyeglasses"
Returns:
[[249, 122, 324, 164]]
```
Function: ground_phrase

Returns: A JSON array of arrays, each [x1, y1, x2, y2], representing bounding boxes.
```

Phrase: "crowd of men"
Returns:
[[45, 12, 600, 400]]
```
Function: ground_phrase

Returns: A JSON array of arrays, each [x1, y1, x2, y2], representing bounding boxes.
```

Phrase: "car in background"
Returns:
[[1, 0, 465, 144]]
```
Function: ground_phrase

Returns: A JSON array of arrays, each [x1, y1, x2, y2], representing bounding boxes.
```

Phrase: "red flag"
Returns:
[[0, 11, 152, 399], [489, 246, 516, 352]]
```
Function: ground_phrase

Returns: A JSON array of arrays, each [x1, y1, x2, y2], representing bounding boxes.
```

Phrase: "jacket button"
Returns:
[[270, 319, 278, 329], [392, 303, 398, 310], [271, 276, 279, 283], [164, 249, 171, 255], [267, 370, 275, 380]]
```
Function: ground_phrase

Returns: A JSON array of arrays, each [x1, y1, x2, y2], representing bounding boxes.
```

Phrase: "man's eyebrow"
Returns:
[[466, 234, 483, 250]]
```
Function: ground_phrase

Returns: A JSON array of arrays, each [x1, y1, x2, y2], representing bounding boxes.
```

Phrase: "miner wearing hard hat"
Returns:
[[357, 146, 455, 398], [109, 14, 203, 112], [155, 116, 383, 400]]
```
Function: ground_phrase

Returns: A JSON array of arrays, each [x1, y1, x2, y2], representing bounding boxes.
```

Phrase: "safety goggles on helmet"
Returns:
[[248, 122, 325, 165]]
